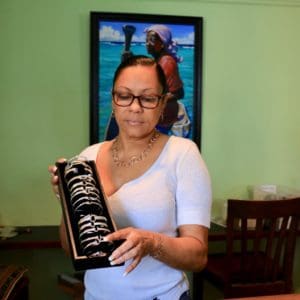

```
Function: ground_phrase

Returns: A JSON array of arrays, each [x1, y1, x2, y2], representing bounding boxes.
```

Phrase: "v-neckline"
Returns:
[[103, 136, 172, 198]]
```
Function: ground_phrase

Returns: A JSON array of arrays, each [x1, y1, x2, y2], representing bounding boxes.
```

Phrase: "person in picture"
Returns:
[[105, 24, 191, 140], [144, 24, 186, 134]]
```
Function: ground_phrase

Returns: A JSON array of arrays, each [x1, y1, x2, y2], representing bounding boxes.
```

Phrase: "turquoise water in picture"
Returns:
[[98, 42, 196, 141]]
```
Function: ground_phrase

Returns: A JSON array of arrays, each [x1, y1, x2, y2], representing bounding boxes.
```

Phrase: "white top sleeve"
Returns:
[[77, 136, 212, 300], [175, 139, 212, 227]]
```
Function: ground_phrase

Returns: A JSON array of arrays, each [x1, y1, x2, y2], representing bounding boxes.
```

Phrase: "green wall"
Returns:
[[1, 2, 300, 221], [1, 0, 300, 293]]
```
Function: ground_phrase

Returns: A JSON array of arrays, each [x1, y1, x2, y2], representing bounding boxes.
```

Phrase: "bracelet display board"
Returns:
[[56, 157, 124, 270]]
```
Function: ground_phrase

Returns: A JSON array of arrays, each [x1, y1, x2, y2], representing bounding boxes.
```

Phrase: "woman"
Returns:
[[144, 24, 186, 134], [49, 55, 211, 300], [106, 24, 189, 140]]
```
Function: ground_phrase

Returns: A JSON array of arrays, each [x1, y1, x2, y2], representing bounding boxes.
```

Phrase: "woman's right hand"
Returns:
[[48, 158, 71, 253], [48, 158, 66, 199]]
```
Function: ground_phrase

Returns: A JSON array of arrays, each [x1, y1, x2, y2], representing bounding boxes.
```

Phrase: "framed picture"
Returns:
[[90, 12, 203, 147]]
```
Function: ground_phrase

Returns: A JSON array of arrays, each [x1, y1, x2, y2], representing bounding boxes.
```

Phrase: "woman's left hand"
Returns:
[[104, 227, 155, 276]]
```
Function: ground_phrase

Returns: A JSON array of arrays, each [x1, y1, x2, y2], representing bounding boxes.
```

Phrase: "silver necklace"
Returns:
[[111, 130, 160, 168]]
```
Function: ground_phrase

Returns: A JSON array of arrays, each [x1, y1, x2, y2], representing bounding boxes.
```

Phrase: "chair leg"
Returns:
[[57, 273, 84, 300], [192, 271, 204, 300]]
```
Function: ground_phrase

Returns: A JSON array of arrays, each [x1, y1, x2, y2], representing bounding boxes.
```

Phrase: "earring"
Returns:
[[160, 111, 164, 122]]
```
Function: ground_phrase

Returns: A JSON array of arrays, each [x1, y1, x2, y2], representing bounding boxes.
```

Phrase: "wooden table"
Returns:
[[208, 221, 227, 241], [1, 222, 298, 249], [208, 220, 300, 241], [226, 293, 300, 299], [0, 222, 259, 250], [0, 226, 61, 249]]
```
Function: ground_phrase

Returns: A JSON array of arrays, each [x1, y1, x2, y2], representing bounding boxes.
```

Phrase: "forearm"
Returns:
[[149, 231, 208, 272], [59, 217, 71, 255], [98, 225, 209, 275]]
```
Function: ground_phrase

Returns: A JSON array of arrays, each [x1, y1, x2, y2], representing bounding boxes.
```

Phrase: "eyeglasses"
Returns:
[[112, 91, 163, 109]]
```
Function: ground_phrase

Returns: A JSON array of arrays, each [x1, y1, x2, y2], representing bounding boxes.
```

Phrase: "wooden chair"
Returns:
[[0, 265, 29, 300], [197, 197, 300, 299]]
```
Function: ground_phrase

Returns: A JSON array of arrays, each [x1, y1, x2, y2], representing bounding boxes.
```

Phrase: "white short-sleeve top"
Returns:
[[80, 136, 212, 300]]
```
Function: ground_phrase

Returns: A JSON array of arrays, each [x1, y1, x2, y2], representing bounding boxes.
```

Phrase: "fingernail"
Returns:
[[123, 271, 128, 277], [110, 260, 116, 266], [108, 255, 113, 261]]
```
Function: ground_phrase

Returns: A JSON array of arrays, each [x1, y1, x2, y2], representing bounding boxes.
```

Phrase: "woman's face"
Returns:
[[113, 65, 166, 139], [146, 31, 163, 56]]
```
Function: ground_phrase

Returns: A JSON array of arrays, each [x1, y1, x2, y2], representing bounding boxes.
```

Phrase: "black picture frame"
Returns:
[[90, 12, 203, 147]]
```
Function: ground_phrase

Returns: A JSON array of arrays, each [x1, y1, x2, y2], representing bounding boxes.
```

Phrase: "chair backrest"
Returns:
[[225, 197, 300, 296]]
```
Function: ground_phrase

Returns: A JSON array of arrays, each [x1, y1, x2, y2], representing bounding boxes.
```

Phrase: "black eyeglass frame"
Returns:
[[111, 91, 164, 109]]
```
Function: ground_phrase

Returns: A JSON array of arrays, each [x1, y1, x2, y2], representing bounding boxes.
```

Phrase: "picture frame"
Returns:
[[90, 12, 203, 147]]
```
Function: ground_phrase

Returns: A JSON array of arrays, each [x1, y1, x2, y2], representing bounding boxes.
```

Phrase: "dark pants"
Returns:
[[153, 291, 191, 300], [179, 291, 191, 300]]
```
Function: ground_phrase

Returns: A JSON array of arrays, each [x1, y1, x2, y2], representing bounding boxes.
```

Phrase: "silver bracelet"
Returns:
[[151, 235, 163, 259]]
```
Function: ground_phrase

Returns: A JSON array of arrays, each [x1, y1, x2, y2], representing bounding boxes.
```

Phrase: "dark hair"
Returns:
[[112, 55, 168, 94]]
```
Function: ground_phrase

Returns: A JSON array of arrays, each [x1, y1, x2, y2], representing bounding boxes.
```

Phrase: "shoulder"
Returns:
[[165, 136, 207, 169], [167, 136, 199, 153], [79, 142, 106, 161], [159, 54, 176, 64], [158, 55, 177, 69]]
